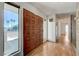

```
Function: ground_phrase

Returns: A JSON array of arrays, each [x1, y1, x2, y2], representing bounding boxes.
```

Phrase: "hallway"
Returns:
[[27, 34, 76, 56], [0, 2, 78, 56]]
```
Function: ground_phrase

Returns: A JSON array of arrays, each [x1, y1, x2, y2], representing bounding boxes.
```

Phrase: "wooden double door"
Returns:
[[23, 9, 43, 55]]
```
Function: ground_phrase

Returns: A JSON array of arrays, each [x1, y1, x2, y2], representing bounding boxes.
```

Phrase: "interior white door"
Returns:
[[48, 22, 56, 42]]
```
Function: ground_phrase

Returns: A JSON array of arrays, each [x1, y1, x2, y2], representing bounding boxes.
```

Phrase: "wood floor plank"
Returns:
[[26, 34, 76, 56]]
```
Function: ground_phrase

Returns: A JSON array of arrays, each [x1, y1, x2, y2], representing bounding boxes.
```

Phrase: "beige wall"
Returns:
[[76, 8, 79, 55]]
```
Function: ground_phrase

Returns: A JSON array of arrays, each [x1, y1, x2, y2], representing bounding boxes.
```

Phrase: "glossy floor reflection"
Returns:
[[27, 34, 76, 56]]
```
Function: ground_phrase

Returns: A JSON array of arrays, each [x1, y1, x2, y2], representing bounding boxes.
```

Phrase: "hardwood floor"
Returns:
[[26, 34, 76, 56]]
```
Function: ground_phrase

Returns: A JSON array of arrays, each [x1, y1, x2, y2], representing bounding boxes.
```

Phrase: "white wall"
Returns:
[[76, 18, 79, 55], [0, 3, 4, 56], [43, 19, 48, 42], [15, 2, 45, 18]]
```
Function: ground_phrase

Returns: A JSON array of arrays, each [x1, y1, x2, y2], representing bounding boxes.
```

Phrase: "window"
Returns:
[[4, 3, 19, 55]]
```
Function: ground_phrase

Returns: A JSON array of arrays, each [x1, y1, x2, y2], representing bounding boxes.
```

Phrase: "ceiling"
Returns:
[[28, 2, 77, 16]]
